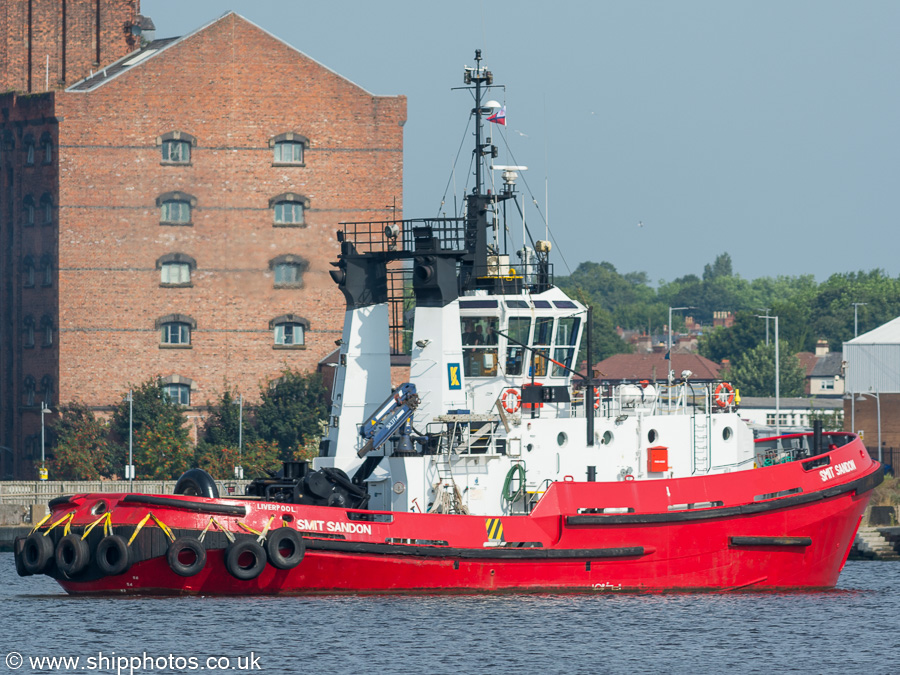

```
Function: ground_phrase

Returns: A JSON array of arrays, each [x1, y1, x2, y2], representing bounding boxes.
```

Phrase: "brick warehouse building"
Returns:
[[0, 8, 406, 478]]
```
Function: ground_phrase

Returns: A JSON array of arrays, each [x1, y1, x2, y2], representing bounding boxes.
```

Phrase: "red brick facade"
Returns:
[[0, 0, 139, 93], [0, 11, 406, 478]]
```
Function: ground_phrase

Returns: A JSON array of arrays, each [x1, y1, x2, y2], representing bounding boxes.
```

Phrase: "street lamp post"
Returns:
[[40, 403, 51, 480], [127, 390, 134, 486], [667, 306, 694, 410], [857, 391, 882, 463], [234, 394, 244, 480], [852, 302, 867, 338]]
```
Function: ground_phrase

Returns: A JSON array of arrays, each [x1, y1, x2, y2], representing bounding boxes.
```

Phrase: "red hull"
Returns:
[[29, 438, 880, 595]]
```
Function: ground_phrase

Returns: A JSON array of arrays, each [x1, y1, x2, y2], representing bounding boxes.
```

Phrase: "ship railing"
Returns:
[[337, 217, 467, 256]]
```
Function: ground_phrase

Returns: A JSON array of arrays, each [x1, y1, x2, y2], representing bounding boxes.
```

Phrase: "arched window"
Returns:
[[161, 375, 193, 406], [23, 256, 35, 288], [270, 132, 309, 165], [24, 135, 35, 166], [40, 375, 54, 406], [40, 255, 53, 287], [24, 376, 36, 407], [157, 253, 196, 286], [157, 131, 196, 164], [269, 193, 309, 227], [157, 191, 196, 225], [156, 314, 196, 347], [23, 195, 35, 226], [40, 315, 54, 347], [270, 315, 309, 348], [269, 254, 309, 288], [23, 316, 35, 348], [41, 133, 53, 164], [40, 193, 54, 225]]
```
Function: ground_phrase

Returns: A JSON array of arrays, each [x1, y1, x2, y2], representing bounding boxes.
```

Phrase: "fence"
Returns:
[[0, 480, 251, 504], [865, 446, 897, 475]]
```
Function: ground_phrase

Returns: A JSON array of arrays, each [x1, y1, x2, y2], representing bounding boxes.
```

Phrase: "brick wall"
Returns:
[[1, 13, 406, 478], [845, 394, 900, 453], [0, 0, 138, 93]]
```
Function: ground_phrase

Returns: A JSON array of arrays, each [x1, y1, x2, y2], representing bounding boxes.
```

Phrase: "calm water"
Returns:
[[2, 555, 899, 674]]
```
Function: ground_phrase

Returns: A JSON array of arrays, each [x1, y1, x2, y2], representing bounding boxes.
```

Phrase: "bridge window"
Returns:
[[461, 317, 498, 377], [531, 317, 553, 377], [505, 317, 531, 376], [552, 317, 580, 377]]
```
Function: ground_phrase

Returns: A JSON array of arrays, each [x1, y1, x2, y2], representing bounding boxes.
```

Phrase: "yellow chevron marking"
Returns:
[[485, 518, 505, 542]]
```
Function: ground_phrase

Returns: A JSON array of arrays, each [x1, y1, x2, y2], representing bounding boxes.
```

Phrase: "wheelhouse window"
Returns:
[[157, 131, 196, 164], [270, 133, 308, 165], [164, 383, 191, 405], [552, 317, 580, 377], [531, 317, 554, 377], [461, 316, 499, 377], [157, 191, 196, 225], [269, 193, 309, 227], [505, 317, 532, 376]]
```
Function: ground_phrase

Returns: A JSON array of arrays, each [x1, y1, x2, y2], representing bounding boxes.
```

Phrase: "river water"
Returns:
[[2, 555, 898, 674]]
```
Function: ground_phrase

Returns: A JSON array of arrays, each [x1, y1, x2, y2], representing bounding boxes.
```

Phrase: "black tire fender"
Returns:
[[14, 536, 32, 577], [55, 533, 91, 577], [265, 527, 305, 570], [224, 539, 266, 580], [22, 532, 55, 575], [95, 534, 132, 576], [174, 468, 219, 499], [166, 536, 207, 577]]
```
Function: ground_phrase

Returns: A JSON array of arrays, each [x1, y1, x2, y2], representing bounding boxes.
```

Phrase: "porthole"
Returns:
[[601, 431, 614, 445], [723, 427, 733, 441], [281, 513, 294, 522], [90, 500, 109, 516], [648, 429, 658, 443], [526, 443, 534, 453], [557, 432, 568, 447]]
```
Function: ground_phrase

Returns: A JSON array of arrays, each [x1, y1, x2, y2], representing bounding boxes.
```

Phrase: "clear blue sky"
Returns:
[[143, 1, 900, 284]]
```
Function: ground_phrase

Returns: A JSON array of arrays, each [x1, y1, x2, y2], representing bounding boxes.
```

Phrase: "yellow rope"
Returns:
[[81, 512, 113, 540], [150, 513, 176, 543], [29, 512, 52, 535], [43, 512, 75, 537], [198, 516, 234, 544], [128, 513, 152, 546]]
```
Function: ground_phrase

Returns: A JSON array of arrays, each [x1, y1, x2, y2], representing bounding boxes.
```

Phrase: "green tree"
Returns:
[[196, 439, 280, 480], [110, 378, 192, 479], [256, 369, 329, 461], [47, 403, 111, 480], [728, 341, 806, 397], [201, 387, 257, 448]]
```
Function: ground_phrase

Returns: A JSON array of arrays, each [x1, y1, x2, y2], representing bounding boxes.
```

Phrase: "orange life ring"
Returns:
[[501, 388, 521, 414], [714, 382, 735, 408]]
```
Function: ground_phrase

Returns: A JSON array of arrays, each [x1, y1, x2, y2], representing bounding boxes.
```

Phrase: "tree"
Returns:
[[255, 369, 329, 461], [728, 341, 806, 398], [196, 440, 280, 480], [703, 252, 733, 281], [201, 387, 257, 448], [47, 403, 111, 480], [110, 377, 192, 479]]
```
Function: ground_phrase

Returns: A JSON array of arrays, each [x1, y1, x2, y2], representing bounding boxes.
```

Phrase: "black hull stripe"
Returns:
[[567, 467, 884, 526], [121, 494, 247, 516], [303, 539, 648, 560], [730, 536, 812, 547]]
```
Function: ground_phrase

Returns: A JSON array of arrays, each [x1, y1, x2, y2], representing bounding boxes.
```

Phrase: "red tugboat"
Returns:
[[15, 52, 882, 594]]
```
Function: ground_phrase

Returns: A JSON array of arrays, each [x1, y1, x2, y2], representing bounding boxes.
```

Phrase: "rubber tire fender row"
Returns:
[[224, 538, 267, 581], [95, 534, 132, 576], [55, 533, 91, 577], [265, 527, 305, 570], [166, 536, 207, 577], [21, 532, 55, 575]]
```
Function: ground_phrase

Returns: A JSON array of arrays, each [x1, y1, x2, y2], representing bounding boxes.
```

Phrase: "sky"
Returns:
[[142, 1, 900, 285]]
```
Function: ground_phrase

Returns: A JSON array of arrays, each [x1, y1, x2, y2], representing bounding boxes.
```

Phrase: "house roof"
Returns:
[[811, 352, 843, 378], [66, 12, 380, 96], [795, 351, 818, 377], [594, 352, 721, 382], [846, 316, 900, 345]]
